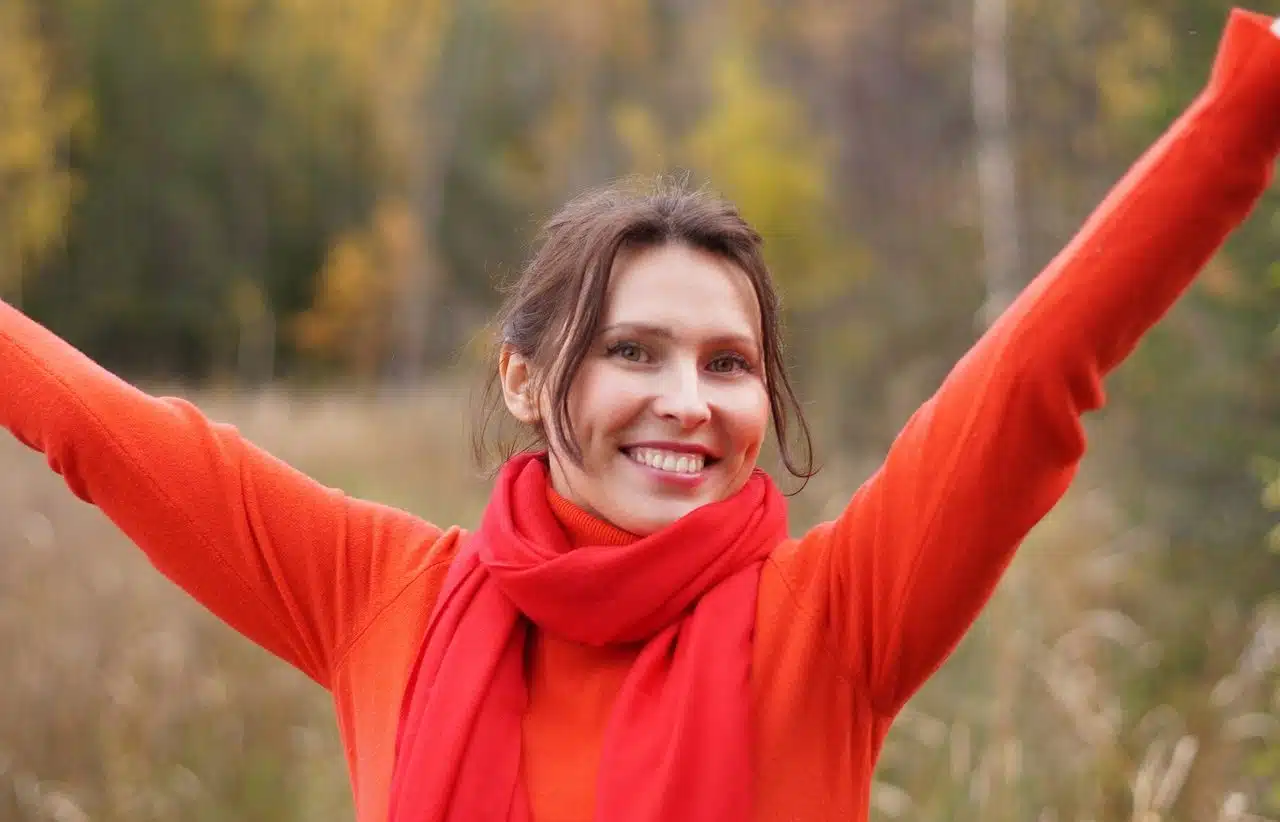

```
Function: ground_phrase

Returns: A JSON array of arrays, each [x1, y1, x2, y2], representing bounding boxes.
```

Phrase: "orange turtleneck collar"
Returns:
[[545, 485, 638, 547]]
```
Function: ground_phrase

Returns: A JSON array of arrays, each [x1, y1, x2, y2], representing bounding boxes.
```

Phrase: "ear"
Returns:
[[499, 345, 541, 424]]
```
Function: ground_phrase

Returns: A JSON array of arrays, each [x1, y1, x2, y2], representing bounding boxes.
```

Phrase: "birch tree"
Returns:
[[972, 0, 1021, 330]]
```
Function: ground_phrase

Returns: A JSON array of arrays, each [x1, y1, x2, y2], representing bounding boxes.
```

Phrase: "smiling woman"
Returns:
[[493, 198, 793, 534], [1, 9, 1280, 822]]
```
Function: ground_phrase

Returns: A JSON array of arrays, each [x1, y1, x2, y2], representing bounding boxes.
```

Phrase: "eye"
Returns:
[[606, 341, 650, 363], [707, 353, 752, 374]]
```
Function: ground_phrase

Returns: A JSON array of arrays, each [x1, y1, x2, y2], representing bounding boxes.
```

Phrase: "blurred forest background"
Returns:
[[1, 0, 1278, 820]]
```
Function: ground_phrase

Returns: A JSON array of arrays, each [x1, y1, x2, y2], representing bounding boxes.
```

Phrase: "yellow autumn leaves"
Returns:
[[0, 0, 83, 298]]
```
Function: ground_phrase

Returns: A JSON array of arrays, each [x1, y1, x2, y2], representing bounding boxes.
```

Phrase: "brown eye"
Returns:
[[708, 353, 751, 374], [607, 341, 649, 363]]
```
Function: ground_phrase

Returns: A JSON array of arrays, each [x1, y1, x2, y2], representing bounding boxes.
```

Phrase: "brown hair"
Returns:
[[474, 175, 817, 485]]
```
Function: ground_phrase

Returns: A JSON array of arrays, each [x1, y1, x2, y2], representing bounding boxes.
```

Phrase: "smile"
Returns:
[[624, 447, 708, 475]]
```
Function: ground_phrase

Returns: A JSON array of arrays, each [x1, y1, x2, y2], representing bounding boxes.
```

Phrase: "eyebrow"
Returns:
[[598, 322, 760, 350]]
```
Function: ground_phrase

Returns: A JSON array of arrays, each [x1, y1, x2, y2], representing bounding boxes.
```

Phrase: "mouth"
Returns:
[[621, 445, 719, 477]]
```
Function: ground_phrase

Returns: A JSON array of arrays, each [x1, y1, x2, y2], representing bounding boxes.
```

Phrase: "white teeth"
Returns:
[[627, 447, 705, 474]]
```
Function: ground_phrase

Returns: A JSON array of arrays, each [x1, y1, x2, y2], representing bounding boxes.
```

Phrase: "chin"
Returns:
[[605, 484, 727, 535], [612, 500, 701, 535]]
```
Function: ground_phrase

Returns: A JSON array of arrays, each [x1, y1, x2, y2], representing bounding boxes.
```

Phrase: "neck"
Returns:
[[546, 486, 638, 547]]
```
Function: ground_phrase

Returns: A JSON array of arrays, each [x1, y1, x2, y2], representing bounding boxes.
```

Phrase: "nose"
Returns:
[[651, 359, 711, 429]]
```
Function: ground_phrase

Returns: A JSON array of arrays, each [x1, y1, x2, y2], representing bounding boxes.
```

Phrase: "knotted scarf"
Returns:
[[388, 451, 788, 821]]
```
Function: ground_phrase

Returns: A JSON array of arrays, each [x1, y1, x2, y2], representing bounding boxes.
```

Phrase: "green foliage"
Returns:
[[23, 0, 384, 378]]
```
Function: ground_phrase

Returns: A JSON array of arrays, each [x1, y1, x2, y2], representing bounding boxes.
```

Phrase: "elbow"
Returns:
[[1008, 346, 1105, 464], [1007, 315, 1110, 417]]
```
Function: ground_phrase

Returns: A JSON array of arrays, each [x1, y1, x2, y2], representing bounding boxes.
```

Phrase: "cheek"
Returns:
[[718, 383, 770, 451], [566, 363, 648, 442]]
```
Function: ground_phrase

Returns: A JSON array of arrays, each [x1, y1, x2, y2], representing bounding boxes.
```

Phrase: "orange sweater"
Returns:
[[2, 11, 1278, 822]]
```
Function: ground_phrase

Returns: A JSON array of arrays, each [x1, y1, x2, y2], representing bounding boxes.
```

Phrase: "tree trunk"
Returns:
[[386, 1, 486, 385], [972, 0, 1021, 330], [973, 2, 1023, 819]]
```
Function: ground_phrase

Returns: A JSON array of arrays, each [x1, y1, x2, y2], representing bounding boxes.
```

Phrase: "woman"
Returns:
[[2, 10, 1278, 822]]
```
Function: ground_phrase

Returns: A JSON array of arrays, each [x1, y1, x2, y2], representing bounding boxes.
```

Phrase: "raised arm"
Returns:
[[779, 9, 1280, 716], [0, 300, 446, 688]]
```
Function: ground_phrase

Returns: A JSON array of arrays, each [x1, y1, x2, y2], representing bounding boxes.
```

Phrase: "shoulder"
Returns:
[[334, 525, 468, 675]]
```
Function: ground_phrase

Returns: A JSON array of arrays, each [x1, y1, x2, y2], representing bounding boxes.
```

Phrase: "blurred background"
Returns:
[[1, 0, 1277, 819]]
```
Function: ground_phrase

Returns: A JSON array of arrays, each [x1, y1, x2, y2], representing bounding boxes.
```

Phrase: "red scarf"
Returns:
[[388, 451, 788, 822]]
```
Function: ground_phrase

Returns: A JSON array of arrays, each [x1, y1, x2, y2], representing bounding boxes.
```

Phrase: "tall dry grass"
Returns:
[[1, 387, 1275, 821]]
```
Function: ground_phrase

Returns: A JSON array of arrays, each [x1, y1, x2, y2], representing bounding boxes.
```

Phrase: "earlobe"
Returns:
[[499, 347, 541, 424]]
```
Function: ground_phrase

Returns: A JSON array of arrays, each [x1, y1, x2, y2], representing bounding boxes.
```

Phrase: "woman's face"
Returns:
[[502, 243, 770, 535]]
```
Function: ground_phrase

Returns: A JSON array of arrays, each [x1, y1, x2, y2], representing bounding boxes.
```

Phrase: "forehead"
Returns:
[[602, 244, 762, 341]]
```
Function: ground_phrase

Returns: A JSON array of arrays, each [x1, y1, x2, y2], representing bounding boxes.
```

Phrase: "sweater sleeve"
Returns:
[[779, 8, 1280, 717], [0, 301, 446, 689]]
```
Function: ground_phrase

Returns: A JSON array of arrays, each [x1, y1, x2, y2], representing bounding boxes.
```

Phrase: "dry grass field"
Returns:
[[1, 386, 1276, 821]]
